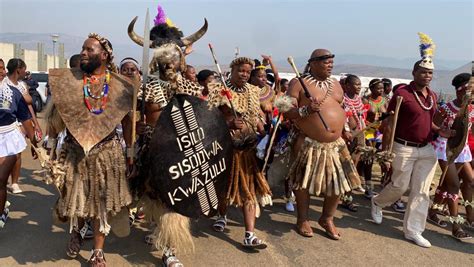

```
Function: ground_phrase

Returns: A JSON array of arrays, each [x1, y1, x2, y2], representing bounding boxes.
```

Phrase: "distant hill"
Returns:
[[332, 62, 471, 94], [1, 32, 470, 94]]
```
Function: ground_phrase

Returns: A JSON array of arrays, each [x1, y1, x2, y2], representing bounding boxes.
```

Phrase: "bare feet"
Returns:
[[296, 220, 313, 237], [318, 218, 341, 240]]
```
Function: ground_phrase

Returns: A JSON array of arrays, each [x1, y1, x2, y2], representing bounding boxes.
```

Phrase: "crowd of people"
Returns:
[[0, 6, 472, 267]]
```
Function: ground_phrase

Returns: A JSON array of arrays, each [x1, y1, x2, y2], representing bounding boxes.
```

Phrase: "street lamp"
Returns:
[[51, 34, 59, 68]]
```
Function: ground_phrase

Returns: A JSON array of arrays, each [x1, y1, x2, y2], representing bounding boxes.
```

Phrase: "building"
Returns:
[[0, 42, 68, 72]]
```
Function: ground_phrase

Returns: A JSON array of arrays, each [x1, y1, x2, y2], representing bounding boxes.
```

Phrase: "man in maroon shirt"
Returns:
[[371, 60, 446, 248]]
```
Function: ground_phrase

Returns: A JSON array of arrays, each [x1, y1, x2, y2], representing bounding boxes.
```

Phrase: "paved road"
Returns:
[[1, 135, 473, 266]]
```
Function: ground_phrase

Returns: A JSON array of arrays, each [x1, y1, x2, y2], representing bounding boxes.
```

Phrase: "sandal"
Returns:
[[242, 231, 267, 249], [66, 228, 83, 258], [340, 200, 358, 212], [162, 255, 184, 267], [296, 220, 313, 237], [212, 216, 227, 232], [89, 249, 106, 267], [464, 220, 474, 230], [452, 228, 472, 241], [318, 219, 341, 240], [427, 213, 448, 228]]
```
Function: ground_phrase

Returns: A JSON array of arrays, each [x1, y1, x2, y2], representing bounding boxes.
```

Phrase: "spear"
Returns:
[[131, 8, 150, 163], [208, 43, 237, 118]]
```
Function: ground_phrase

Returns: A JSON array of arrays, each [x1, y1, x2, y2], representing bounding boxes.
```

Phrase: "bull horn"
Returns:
[[128, 16, 147, 47], [181, 18, 208, 46]]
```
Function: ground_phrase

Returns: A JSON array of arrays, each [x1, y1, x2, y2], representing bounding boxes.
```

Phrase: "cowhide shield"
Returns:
[[49, 69, 138, 154], [446, 74, 474, 162], [147, 94, 232, 218]]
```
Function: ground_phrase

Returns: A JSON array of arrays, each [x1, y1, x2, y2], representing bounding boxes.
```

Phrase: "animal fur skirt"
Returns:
[[227, 148, 272, 207], [55, 136, 131, 235], [288, 137, 361, 197]]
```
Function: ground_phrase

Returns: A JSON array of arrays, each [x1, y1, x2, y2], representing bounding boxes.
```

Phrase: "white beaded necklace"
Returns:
[[413, 89, 434, 111], [302, 74, 333, 106]]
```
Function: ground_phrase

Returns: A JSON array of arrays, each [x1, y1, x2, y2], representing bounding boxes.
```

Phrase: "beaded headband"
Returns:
[[119, 58, 140, 70], [230, 57, 254, 69], [308, 54, 335, 63], [88, 33, 118, 73], [369, 79, 383, 88]]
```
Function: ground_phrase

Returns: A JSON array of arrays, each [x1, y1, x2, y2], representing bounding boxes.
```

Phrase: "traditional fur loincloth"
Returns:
[[55, 134, 131, 235], [227, 148, 272, 207], [288, 137, 361, 196]]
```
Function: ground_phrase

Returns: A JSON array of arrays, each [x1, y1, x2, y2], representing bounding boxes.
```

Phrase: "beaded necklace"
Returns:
[[412, 88, 433, 111], [442, 100, 474, 129], [83, 70, 110, 115], [368, 96, 385, 113], [226, 80, 249, 93], [344, 93, 365, 128], [302, 74, 333, 106]]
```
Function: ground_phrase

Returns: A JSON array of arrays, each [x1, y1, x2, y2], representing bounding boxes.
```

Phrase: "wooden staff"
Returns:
[[208, 43, 237, 118], [387, 96, 403, 153], [262, 114, 282, 171], [287, 56, 330, 131]]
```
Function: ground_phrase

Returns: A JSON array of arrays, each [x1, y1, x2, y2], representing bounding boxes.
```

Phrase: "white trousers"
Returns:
[[373, 142, 437, 235]]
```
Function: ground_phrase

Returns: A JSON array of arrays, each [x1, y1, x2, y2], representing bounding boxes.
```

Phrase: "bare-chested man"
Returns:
[[284, 49, 360, 240]]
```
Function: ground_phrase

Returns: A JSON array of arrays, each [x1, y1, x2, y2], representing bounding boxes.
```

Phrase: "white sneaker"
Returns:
[[354, 186, 366, 193], [405, 233, 431, 248], [371, 197, 383, 224], [10, 183, 22, 194], [285, 201, 295, 212], [5, 201, 10, 209]]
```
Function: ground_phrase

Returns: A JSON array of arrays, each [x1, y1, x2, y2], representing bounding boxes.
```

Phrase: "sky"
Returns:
[[0, 0, 472, 65]]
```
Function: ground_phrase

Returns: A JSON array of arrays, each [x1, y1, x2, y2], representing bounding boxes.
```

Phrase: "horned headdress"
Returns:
[[128, 4, 208, 75]]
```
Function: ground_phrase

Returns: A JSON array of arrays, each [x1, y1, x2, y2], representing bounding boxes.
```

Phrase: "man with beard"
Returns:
[[283, 49, 360, 240], [128, 7, 206, 266], [45, 33, 137, 266]]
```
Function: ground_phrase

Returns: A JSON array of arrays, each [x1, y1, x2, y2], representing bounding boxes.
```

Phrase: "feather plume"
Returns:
[[418, 32, 436, 58], [154, 4, 166, 26], [165, 18, 175, 28]]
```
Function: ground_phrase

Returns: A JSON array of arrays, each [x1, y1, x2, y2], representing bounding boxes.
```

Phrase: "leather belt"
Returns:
[[395, 137, 427, 148]]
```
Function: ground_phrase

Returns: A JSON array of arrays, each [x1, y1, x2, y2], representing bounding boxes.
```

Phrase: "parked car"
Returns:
[[29, 71, 48, 112]]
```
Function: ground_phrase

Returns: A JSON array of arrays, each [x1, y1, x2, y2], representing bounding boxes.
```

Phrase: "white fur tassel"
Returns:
[[274, 95, 295, 113]]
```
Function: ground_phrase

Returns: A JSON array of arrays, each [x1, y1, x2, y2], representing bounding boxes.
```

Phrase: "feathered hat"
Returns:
[[418, 32, 436, 70]]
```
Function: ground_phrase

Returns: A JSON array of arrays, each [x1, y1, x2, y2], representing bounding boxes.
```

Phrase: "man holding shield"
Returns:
[[128, 6, 214, 267]]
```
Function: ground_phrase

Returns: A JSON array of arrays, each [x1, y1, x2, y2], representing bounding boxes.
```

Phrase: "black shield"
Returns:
[[147, 94, 232, 218]]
